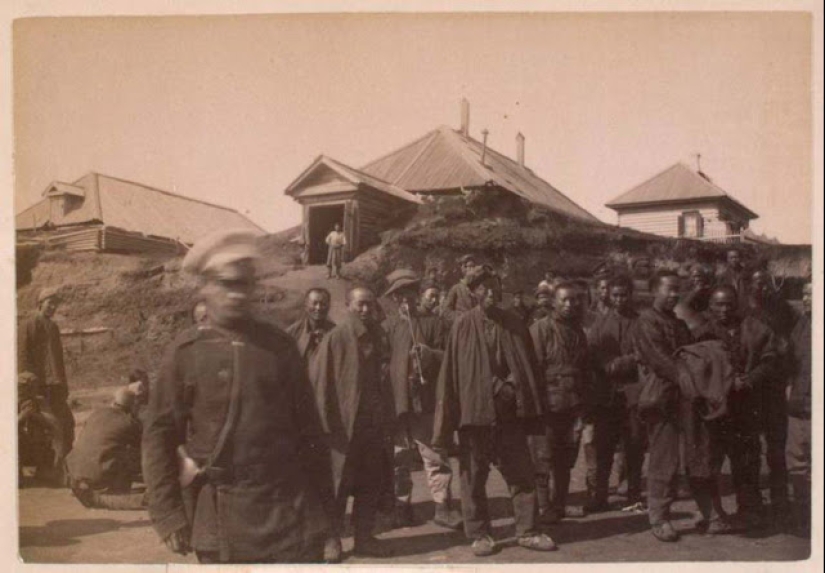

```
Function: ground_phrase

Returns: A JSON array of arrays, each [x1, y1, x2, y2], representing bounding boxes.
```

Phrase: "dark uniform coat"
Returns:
[[286, 316, 336, 362], [383, 311, 448, 417], [311, 313, 394, 497], [142, 321, 330, 562], [66, 405, 141, 487], [530, 315, 592, 414], [587, 308, 641, 408], [433, 306, 543, 447]]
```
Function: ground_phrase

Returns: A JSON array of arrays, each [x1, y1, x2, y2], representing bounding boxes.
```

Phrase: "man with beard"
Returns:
[[143, 230, 330, 564], [382, 271, 461, 530], [744, 268, 794, 519], [586, 275, 645, 513], [675, 263, 715, 333], [312, 286, 395, 560], [694, 285, 781, 531], [18, 287, 76, 485], [441, 254, 479, 321], [530, 281, 591, 524], [287, 288, 336, 365], [632, 270, 697, 542], [786, 280, 812, 534], [433, 267, 556, 557]]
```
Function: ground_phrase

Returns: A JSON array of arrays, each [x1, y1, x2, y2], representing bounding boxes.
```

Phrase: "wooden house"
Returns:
[[606, 162, 759, 243], [16, 172, 263, 253], [285, 100, 598, 262]]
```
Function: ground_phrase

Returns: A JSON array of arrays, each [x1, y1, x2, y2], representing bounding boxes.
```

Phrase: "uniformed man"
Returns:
[[530, 281, 591, 524], [287, 287, 336, 364], [434, 267, 556, 557], [66, 388, 146, 510], [586, 275, 645, 513], [17, 286, 76, 485], [143, 229, 330, 564], [312, 286, 395, 559], [786, 280, 811, 534], [441, 254, 478, 321], [382, 270, 462, 530]]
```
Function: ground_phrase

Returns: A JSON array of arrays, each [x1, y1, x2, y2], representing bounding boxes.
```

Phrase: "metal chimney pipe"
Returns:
[[481, 129, 489, 166], [460, 98, 470, 137], [516, 132, 525, 167]]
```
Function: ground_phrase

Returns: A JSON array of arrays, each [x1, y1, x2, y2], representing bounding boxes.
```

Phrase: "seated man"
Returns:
[[66, 388, 146, 510]]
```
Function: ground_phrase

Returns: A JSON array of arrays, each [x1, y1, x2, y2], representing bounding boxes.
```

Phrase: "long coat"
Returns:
[[441, 281, 476, 322], [311, 313, 394, 497], [18, 313, 67, 390], [433, 306, 543, 448], [66, 405, 141, 487], [383, 311, 448, 417], [787, 312, 811, 418], [142, 321, 330, 562], [587, 309, 641, 408], [530, 314, 592, 414]]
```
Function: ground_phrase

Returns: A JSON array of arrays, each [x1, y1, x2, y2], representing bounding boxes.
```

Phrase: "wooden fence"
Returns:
[[30, 225, 187, 255]]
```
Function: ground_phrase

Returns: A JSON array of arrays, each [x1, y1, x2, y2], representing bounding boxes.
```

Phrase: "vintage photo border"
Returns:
[[1, 1, 822, 572]]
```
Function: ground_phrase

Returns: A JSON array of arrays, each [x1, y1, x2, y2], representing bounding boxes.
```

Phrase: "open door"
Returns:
[[307, 204, 345, 264]]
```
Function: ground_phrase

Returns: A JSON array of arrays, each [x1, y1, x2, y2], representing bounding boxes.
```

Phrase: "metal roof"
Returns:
[[606, 162, 759, 220], [360, 126, 599, 222], [16, 172, 264, 244]]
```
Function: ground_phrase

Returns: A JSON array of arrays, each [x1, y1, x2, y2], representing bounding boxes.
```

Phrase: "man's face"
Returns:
[[512, 293, 524, 308], [609, 285, 632, 314], [475, 283, 499, 310], [392, 287, 418, 314], [39, 298, 58, 319], [634, 260, 652, 279], [201, 261, 256, 326], [653, 277, 681, 312], [710, 290, 737, 325], [348, 289, 376, 323], [727, 250, 742, 269], [420, 288, 440, 313], [536, 292, 551, 309], [461, 260, 477, 279], [306, 291, 330, 323], [193, 301, 208, 324], [597, 279, 610, 304], [802, 283, 812, 316], [750, 271, 771, 297], [334, 223, 341, 232], [554, 287, 582, 321]]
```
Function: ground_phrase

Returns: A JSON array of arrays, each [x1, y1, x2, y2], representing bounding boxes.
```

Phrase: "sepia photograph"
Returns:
[[3, 2, 821, 569]]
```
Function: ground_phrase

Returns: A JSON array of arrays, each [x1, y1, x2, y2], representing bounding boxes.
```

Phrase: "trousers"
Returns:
[[530, 411, 583, 512], [592, 404, 646, 504], [786, 415, 811, 505], [458, 423, 537, 540], [395, 413, 453, 505], [760, 387, 789, 507]]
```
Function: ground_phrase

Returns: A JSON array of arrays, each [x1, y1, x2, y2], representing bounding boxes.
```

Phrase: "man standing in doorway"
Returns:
[[18, 287, 76, 485], [326, 223, 347, 279]]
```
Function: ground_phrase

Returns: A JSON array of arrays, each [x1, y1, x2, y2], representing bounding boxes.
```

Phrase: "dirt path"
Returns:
[[259, 264, 353, 324]]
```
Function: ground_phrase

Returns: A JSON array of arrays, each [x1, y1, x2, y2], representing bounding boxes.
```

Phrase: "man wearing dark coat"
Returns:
[[441, 254, 478, 321], [311, 286, 395, 559], [382, 271, 462, 530], [674, 263, 714, 333], [693, 285, 781, 531], [530, 281, 591, 523], [143, 230, 330, 564], [433, 267, 556, 557], [632, 270, 696, 542], [786, 280, 811, 534], [586, 275, 645, 513], [716, 248, 749, 310], [286, 287, 336, 364], [18, 287, 76, 483], [66, 387, 145, 510]]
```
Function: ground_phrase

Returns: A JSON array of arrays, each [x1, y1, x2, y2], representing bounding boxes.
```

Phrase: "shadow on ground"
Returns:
[[20, 518, 151, 548]]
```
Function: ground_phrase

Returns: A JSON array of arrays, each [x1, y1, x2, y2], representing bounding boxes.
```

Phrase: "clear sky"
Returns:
[[13, 12, 813, 243]]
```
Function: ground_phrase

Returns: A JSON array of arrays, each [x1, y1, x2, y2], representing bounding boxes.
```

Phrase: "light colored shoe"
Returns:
[[517, 532, 558, 552], [471, 534, 497, 557], [651, 521, 680, 542], [323, 536, 342, 563]]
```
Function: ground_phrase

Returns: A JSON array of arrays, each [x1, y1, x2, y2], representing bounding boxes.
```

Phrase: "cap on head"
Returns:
[[182, 229, 261, 276], [113, 387, 137, 410], [384, 269, 421, 298]]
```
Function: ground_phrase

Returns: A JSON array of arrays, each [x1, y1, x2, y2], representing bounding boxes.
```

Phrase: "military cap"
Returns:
[[37, 287, 61, 304], [113, 387, 137, 410], [182, 229, 261, 275], [384, 269, 421, 298]]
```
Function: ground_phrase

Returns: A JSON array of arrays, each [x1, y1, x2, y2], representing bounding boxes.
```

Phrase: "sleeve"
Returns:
[[142, 341, 189, 541], [632, 317, 680, 384], [529, 320, 546, 370], [432, 321, 461, 449], [17, 319, 34, 374], [440, 287, 459, 321], [747, 325, 780, 390]]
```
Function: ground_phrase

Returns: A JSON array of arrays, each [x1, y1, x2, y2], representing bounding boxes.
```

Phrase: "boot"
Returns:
[[323, 536, 342, 564], [433, 501, 463, 530], [393, 501, 414, 528]]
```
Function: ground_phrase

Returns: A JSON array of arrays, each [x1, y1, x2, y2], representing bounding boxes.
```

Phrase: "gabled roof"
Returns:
[[606, 162, 759, 220], [16, 172, 264, 244], [43, 181, 86, 198], [360, 126, 599, 223], [285, 155, 421, 204]]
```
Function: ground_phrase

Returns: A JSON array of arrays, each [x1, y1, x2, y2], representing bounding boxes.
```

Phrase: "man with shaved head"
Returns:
[[312, 285, 394, 560]]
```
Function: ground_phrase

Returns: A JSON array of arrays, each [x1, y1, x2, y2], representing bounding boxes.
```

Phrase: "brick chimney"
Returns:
[[460, 98, 470, 137], [516, 132, 525, 167]]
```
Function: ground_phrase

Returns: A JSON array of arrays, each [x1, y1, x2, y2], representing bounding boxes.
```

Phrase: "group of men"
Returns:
[[19, 229, 812, 565]]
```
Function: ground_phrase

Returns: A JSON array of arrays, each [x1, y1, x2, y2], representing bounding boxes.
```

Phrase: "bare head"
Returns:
[[650, 270, 681, 313], [596, 277, 611, 304], [690, 264, 713, 291], [726, 248, 742, 270], [419, 285, 441, 314], [609, 275, 634, 314], [305, 287, 331, 324], [553, 282, 583, 322], [346, 286, 376, 323], [709, 285, 739, 326]]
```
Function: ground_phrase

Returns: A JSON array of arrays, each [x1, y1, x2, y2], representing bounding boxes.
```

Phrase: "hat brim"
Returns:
[[384, 278, 420, 298]]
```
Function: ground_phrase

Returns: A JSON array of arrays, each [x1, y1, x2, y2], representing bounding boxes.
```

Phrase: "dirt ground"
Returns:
[[19, 442, 810, 565]]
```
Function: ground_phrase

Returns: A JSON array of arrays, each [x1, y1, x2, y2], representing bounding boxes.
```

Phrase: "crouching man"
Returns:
[[66, 388, 145, 510], [433, 266, 556, 557], [142, 230, 330, 564]]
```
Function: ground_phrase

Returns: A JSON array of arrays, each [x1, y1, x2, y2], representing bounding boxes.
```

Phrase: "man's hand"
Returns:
[[164, 526, 191, 555]]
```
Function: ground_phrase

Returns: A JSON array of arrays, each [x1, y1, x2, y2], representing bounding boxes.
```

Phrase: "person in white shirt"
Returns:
[[325, 223, 347, 279]]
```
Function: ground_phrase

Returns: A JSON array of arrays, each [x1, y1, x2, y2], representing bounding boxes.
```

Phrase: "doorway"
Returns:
[[308, 204, 345, 264]]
